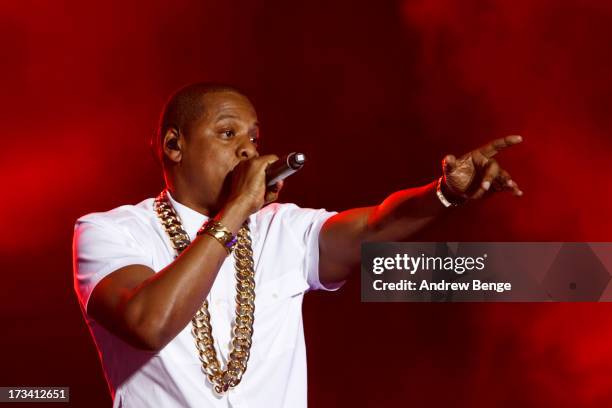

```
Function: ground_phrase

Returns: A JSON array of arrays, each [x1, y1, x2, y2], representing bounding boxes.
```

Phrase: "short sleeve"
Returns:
[[276, 205, 345, 291], [72, 218, 153, 312]]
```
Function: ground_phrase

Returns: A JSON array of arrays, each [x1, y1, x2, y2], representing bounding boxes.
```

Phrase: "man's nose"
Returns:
[[237, 138, 258, 160]]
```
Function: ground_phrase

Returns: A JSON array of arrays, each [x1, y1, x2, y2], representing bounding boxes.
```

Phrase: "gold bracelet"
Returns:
[[197, 220, 238, 253]]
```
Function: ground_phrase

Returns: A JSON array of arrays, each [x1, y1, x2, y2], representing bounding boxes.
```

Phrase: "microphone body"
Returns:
[[266, 152, 306, 187]]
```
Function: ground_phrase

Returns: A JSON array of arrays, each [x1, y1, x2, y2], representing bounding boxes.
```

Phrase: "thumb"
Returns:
[[443, 154, 456, 174], [264, 180, 284, 204]]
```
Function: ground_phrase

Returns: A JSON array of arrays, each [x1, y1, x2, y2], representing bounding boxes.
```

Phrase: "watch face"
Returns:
[[214, 230, 228, 241]]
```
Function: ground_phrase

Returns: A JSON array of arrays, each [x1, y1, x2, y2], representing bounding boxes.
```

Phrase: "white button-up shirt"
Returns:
[[73, 192, 341, 407]]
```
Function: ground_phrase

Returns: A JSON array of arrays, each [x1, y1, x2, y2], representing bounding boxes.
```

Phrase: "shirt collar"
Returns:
[[166, 190, 209, 241]]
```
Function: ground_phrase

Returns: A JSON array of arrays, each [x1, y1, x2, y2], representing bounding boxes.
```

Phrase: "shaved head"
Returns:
[[153, 83, 260, 215], [153, 82, 246, 164]]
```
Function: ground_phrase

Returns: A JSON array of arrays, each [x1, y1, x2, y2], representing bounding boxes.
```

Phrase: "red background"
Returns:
[[1, 0, 611, 406]]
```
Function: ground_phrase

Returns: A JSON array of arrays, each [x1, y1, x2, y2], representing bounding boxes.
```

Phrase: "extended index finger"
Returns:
[[479, 135, 523, 158]]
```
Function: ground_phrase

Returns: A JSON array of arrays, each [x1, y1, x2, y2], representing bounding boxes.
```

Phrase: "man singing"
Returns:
[[73, 83, 522, 407]]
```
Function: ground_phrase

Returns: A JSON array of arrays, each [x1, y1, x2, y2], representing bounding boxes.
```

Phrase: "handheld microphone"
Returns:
[[266, 152, 306, 187]]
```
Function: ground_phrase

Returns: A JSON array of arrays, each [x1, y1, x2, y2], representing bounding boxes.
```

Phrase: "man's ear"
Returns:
[[162, 128, 182, 164]]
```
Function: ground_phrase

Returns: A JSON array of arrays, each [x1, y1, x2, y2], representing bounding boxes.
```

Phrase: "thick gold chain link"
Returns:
[[154, 190, 255, 394]]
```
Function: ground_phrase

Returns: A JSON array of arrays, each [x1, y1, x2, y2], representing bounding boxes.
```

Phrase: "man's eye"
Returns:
[[222, 130, 235, 138], [250, 135, 259, 145]]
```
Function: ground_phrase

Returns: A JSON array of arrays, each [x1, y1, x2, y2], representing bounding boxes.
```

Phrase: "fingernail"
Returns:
[[507, 179, 514, 187], [482, 181, 491, 191], [517, 190, 523, 196]]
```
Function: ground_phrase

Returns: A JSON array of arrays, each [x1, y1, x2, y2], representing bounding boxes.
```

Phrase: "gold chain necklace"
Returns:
[[154, 190, 256, 394]]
